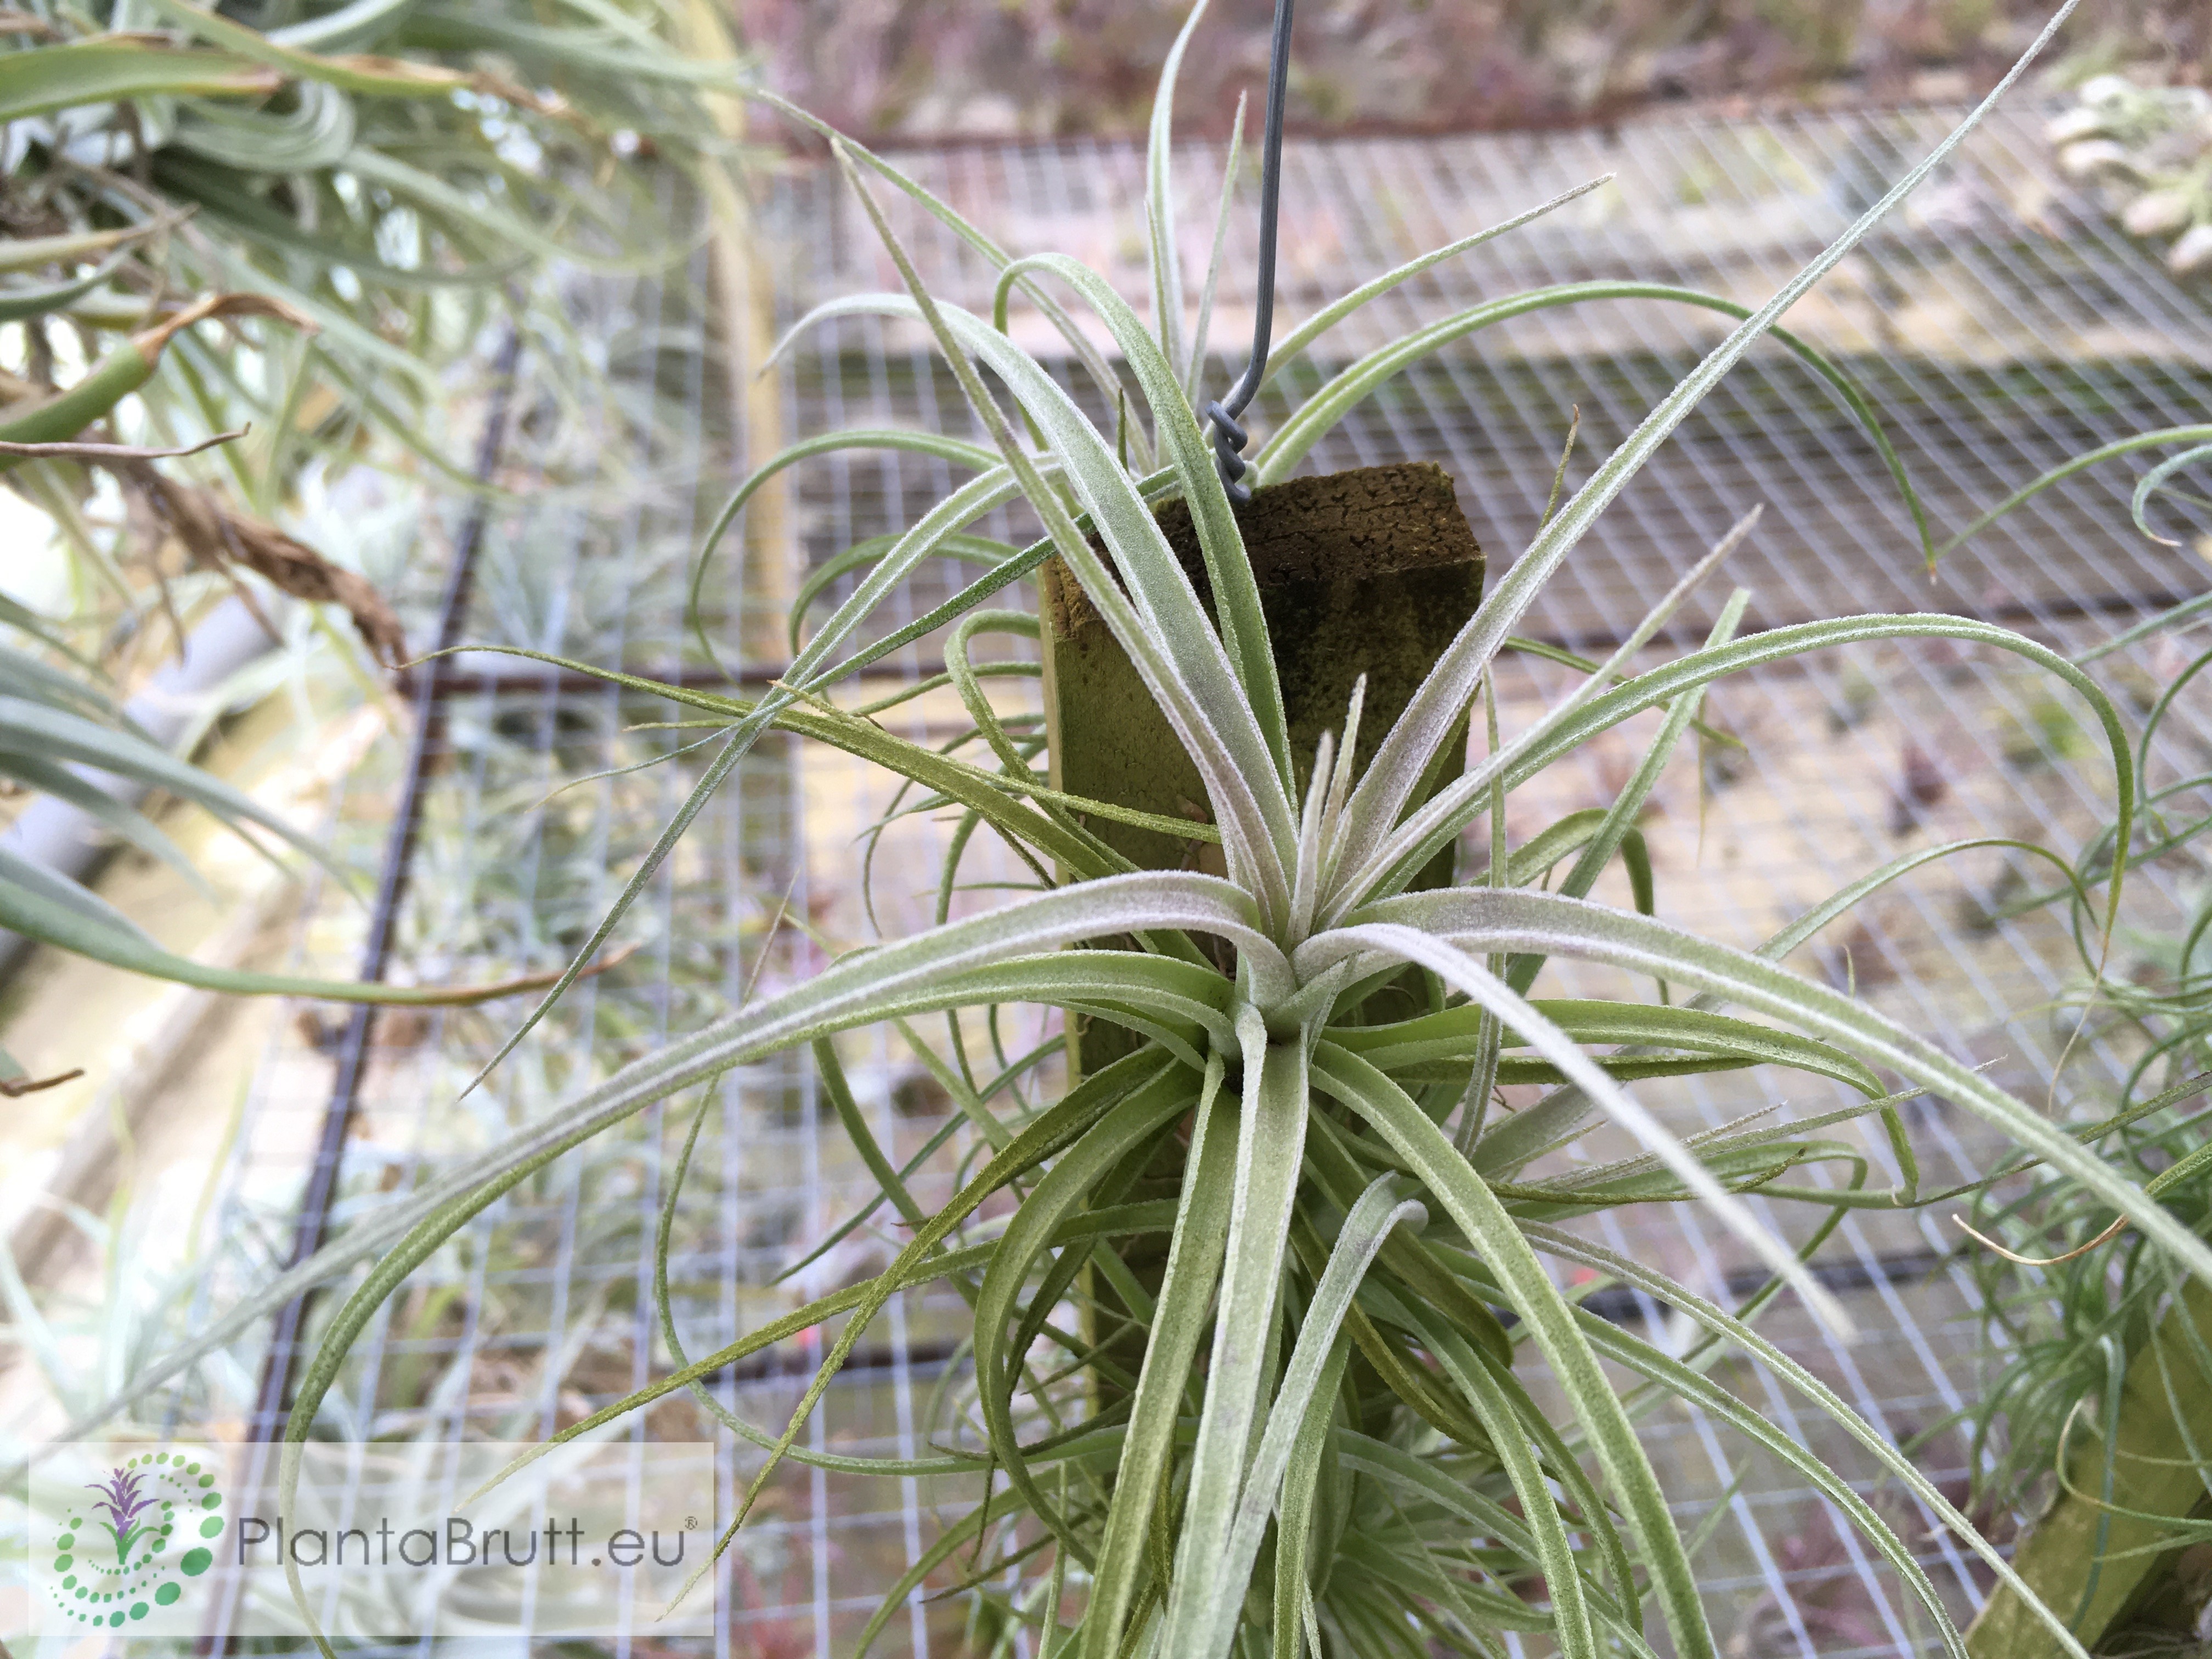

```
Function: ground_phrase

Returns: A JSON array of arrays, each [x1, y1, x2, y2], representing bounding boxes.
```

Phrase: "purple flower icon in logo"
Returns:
[[87, 1466, 158, 1567]]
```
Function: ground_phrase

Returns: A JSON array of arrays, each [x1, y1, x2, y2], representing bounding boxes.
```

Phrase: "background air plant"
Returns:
[[0, 0, 740, 1020], [43, 2, 2212, 1655], [2049, 72, 2212, 276], [1926, 567, 2212, 1653]]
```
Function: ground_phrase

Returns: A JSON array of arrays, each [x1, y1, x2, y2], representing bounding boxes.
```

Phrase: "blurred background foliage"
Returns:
[[745, 0, 2209, 141], [0, 0, 743, 1004], [2, 0, 741, 650]]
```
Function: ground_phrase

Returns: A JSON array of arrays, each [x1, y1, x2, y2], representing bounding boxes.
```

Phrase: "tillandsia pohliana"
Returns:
[[46, 0, 2212, 1652]]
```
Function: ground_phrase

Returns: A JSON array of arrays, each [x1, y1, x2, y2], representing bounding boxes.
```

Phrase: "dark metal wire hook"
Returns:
[[1202, 0, 1294, 503]]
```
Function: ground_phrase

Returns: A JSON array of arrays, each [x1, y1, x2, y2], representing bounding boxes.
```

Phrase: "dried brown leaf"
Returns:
[[121, 463, 408, 667]]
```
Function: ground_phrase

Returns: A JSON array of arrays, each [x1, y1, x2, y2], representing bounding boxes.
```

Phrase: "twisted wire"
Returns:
[[1203, 0, 1294, 504]]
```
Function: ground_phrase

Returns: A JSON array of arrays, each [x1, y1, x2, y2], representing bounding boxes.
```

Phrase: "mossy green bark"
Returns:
[[1042, 459, 1485, 1417], [1039, 459, 1485, 1075], [1967, 1278, 2212, 1657]]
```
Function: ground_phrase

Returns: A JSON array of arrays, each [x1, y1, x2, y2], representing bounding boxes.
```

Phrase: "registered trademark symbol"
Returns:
[[685, 1516, 697, 1530]]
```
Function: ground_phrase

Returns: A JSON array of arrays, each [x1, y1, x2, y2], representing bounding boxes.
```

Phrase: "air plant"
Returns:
[[1929, 573, 2212, 1652], [1775, 200, 2212, 1652], [42, 1, 2212, 1654], [2047, 73, 2212, 276], [1945, 1063, 2212, 1651], [0, 0, 739, 1012]]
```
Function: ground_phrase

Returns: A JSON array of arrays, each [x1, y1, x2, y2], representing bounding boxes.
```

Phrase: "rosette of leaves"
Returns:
[[54, 2, 2205, 1655], [2047, 72, 2212, 276]]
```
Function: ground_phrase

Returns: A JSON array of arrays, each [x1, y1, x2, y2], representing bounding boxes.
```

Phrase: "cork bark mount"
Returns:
[[1040, 460, 1485, 1072], [1966, 1278, 2212, 1658]]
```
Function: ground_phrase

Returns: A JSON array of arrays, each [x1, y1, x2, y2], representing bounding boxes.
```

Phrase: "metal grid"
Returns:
[[149, 99, 2212, 1658]]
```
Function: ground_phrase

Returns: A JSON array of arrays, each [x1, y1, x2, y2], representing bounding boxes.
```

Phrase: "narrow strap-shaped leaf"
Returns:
[[1934, 423, 2212, 565], [745, 84, 1148, 469], [1453, 668, 1510, 1156], [461, 685, 1282, 1086], [1310, 928, 1849, 1327], [667, 1048, 1185, 1611], [469, 461, 1064, 1090], [823, 273, 1300, 911], [1259, 283, 1925, 571], [947, 608, 1047, 780], [647, 1090, 1152, 1481], [1348, 1261, 1637, 1614], [1312, 1041, 1721, 1659], [973, 1063, 1200, 1563], [994, 251, 1295, 793], [1144, 0, 1207, 386], [1522, 1221, 2088, 1658], [0, 693, 326, 865], [278, 1052, 1093, 1653], [829, 175, 1298, 926], [1301, 1126, 1521, 1371], [1353, 614, 2134, 938], [268, 0, 417, 50], [1326, 5, 2076, 885], [467, 644, 1205, 856], [1187, 93, 1247, 404], [1288, 1201, 1495, 1450], [1199, 1176, 1427, 1659], [786, 466, 1183, 710], [1160, 1019, 1312, 1651], [0, 845, 159, 948], [0, 39, 280, 124], [1270, 1337, 1346, 1659], [16, 815, 1234, 1454], [1403, 1304, 1599, 1659], [1260, 177, 1613, 388], [1330, 1431, 1616, 1622], [791, 529, 1011, 652], [850, 1488, 1033, 1659], [1361, 887, 2212, 1297], [1081, 1059, 1238, 1659], [1003, 1128, 1175, 1401], [814, 1040, 928, 1227], [2130, 440, 2212, 545], [685, 428, 998, 668], [774, 1108, 994, 1289], [1329, 507, 1759, 917], [0, 872, 653, 1006], [0, 247, 138, 325], [1503, 590, 1748, 994], [2077, 589, 2212, 664], [1475, 833, 2090, 1176], [1332, 999, 1881, 1097]]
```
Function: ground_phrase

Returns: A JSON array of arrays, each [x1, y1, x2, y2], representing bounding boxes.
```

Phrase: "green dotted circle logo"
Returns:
[[45, 1451, 223, 1627]]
